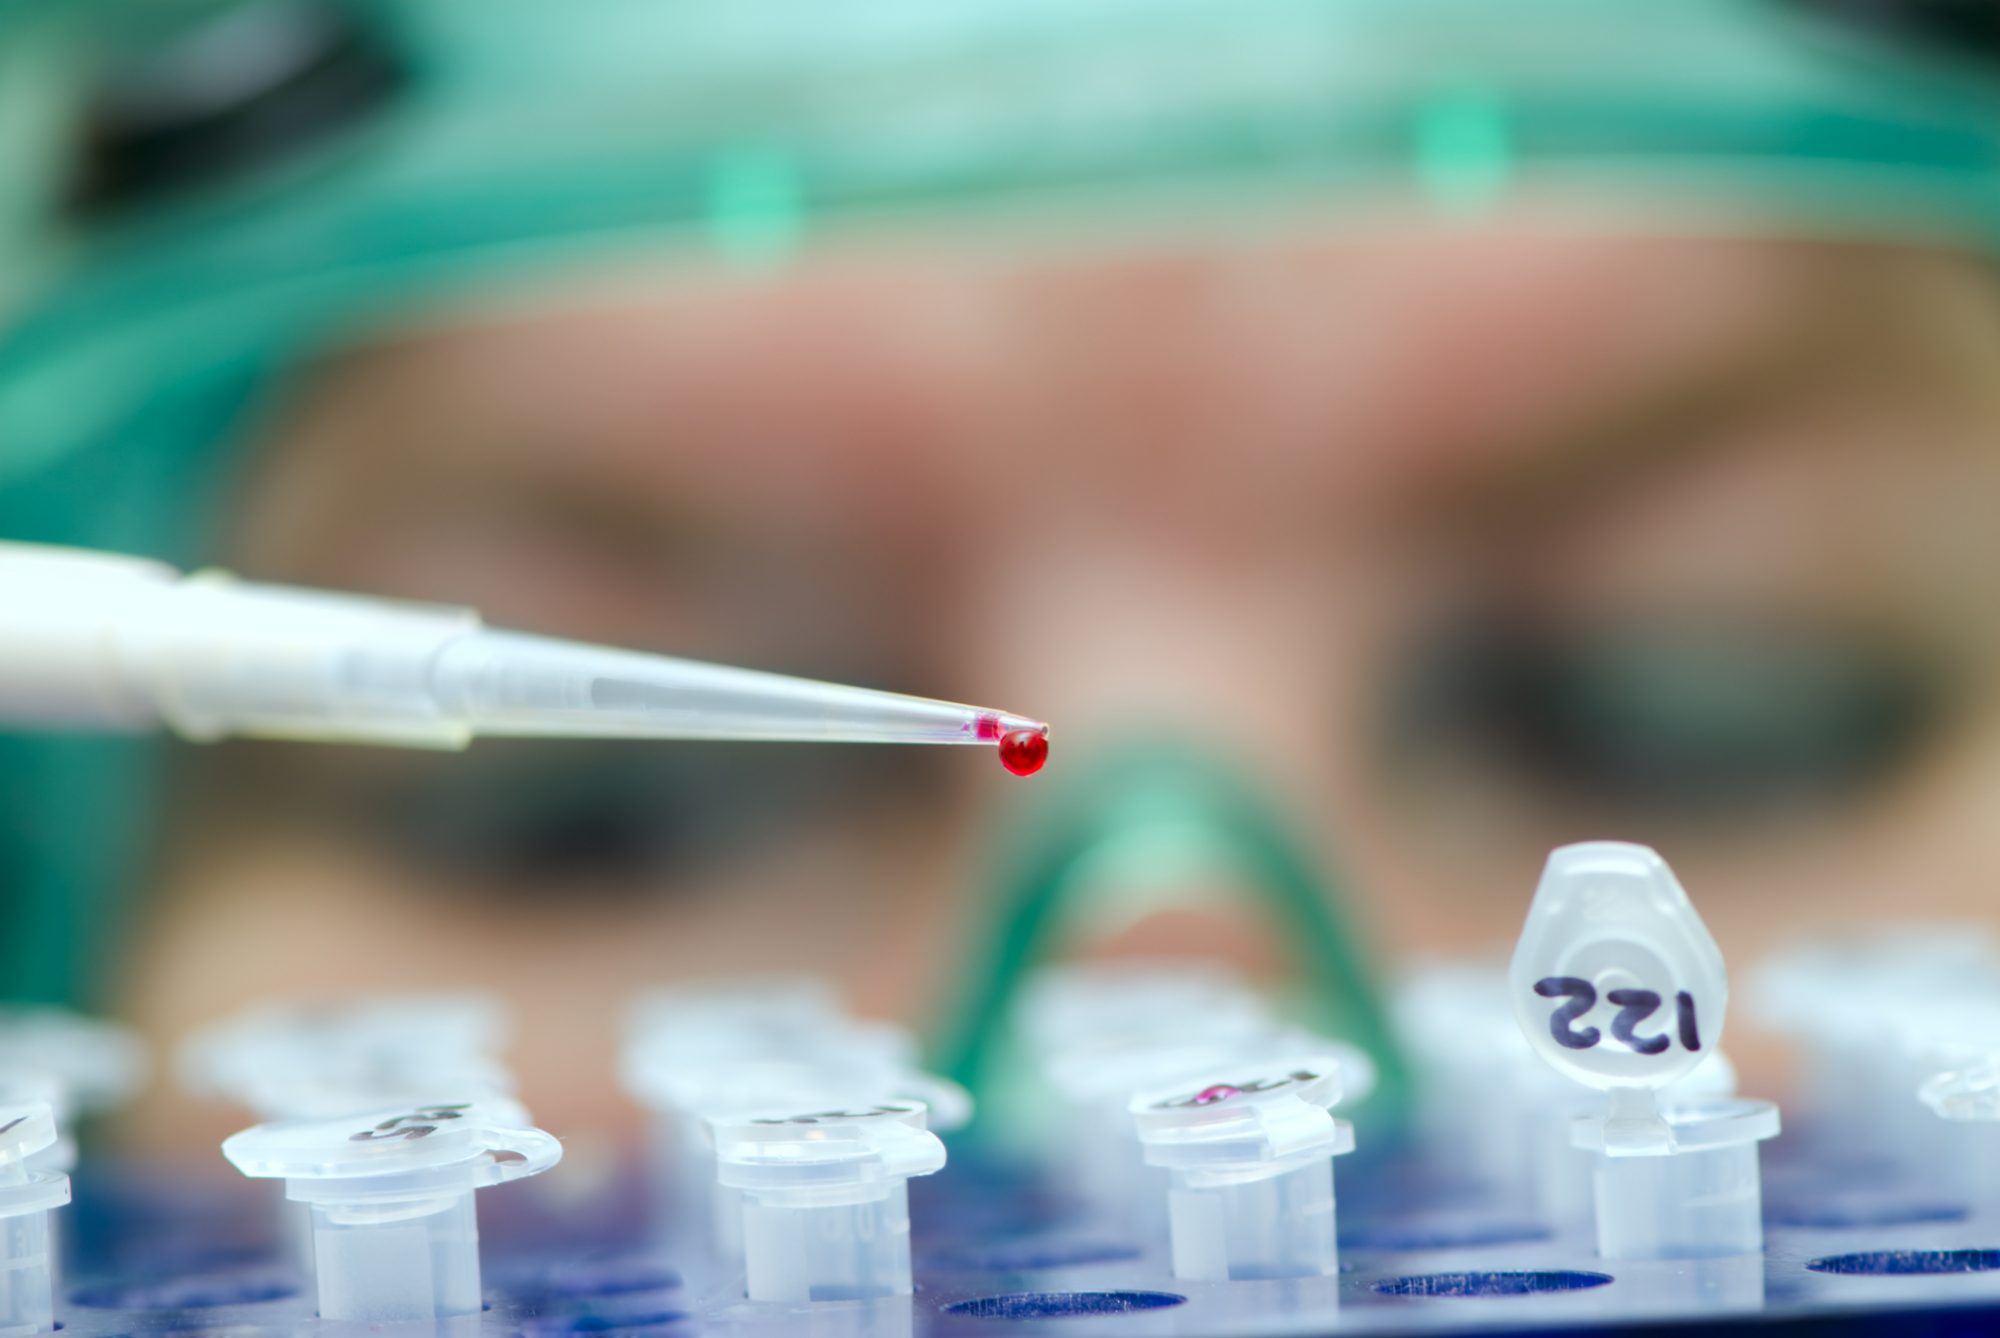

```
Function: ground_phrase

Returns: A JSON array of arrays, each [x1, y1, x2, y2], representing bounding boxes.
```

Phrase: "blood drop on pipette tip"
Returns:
[[999, 728, 1049, 777]]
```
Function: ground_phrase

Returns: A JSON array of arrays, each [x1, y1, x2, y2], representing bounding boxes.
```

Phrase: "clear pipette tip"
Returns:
[[434, 630, 1050, 767]]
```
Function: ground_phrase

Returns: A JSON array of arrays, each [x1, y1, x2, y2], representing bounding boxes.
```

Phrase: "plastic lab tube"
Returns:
[[180, 992, 515, 1120], [1015, 961, 1273, 1059], [674, 1056, 964, 1267], [0, 1079, 73, 1181], [0, 1008, 148, 1121], [625, 978, 847, 1058], [0, 542, 1044, 750], [1394, 963, 1544, 1205], [223, 1100, 560, 1321], [0, 1104, 71, 1338], [1046, 1027, 1373, 1237], [1919, 1055, 2000, 1204], [0, 1080, 78, 1308], [711, 1100, 946, 1303], [1131, 1061, 1353, 1282], [620, 990, 945, 1258], [185, 993, 521, 1280], [1510, 842, 1780, 1261], [1573, 1098, 1778, 1259], [707, 1059, 966, 1251], [1754, 928, 2000, 1192], [1014, 960, 1276, 1221], [1519, 1048, 1741, 1234]]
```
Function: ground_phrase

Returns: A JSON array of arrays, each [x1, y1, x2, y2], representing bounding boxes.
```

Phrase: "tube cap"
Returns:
[[1509, 842, 1725, 1093], [1132, 1060, 1354, 1184], [0, 1102, 73, 1219], [222, 1098, 559, 1205], [711, 1099, 946, 1202]]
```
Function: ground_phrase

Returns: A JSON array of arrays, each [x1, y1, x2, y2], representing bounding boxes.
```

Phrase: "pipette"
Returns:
[[0, 543, 1048, 769], [1510, 842, 1779, 1261]]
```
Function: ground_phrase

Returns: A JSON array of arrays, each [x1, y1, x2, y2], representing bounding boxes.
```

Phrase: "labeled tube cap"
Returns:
[[1509, 842, 1726, 1094]]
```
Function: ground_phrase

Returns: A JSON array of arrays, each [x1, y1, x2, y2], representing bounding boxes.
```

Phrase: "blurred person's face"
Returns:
[[118, 216, 2000, 1145]]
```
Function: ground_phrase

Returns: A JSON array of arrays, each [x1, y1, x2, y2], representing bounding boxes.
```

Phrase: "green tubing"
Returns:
[[934, 738, 1411, 1140]]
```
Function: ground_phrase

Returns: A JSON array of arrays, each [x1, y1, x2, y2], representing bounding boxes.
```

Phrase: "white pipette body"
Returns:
[[0, 543, 1044, 749]]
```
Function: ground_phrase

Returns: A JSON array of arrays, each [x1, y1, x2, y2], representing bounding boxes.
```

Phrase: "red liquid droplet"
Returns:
[[1193, 1084, 1240, 1106], [998, 728, 1048, 777]]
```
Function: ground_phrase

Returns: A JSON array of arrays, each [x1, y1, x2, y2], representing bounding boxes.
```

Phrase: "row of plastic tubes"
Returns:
[[1397, 920, 2000, 1251], [0, 971, 1365, 1328], [4, 923, 2000, 1330]]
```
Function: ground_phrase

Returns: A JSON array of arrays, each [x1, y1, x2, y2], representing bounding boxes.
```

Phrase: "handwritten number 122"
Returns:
[[1533, 977, 1701, 1054]]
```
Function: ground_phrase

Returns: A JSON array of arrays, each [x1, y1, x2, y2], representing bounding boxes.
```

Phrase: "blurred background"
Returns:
[[8, 0, 2000, 1155]]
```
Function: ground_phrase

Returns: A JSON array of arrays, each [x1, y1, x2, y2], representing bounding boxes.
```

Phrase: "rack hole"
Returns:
[[521, 1312, 691, 1336], [943, 1291, 1186, 1319], [1374, 1270, 1613, 1297], [1809, 1249, 2000, 1275]]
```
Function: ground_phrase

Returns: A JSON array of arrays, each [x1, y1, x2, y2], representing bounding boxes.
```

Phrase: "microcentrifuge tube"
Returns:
[[222, 1099, 560, 1321], [1015, 961, 1367, 1238], [1509, 841, 1779, 1260], [1754, 927, 2000, 1194], [625, 977, 847, 1057], [1130, 1060, 1353, 1282], [710, 1098, 947, 1304], [0, 1079, 78, 1305], [676, 1052, 965, 1267], [621, 990, 942, 1264], [0, 1079, 73, 1181], [0, 1007, 148, 1119], [181, 992, 514, 1120], [1016, 960, 1272, 1059], [1918, 1054, 2000, 1203], [1921, 1053, 2000, 1123], [0, 1103, 71, 1338], [1047, 1026, 1371, 1238]]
